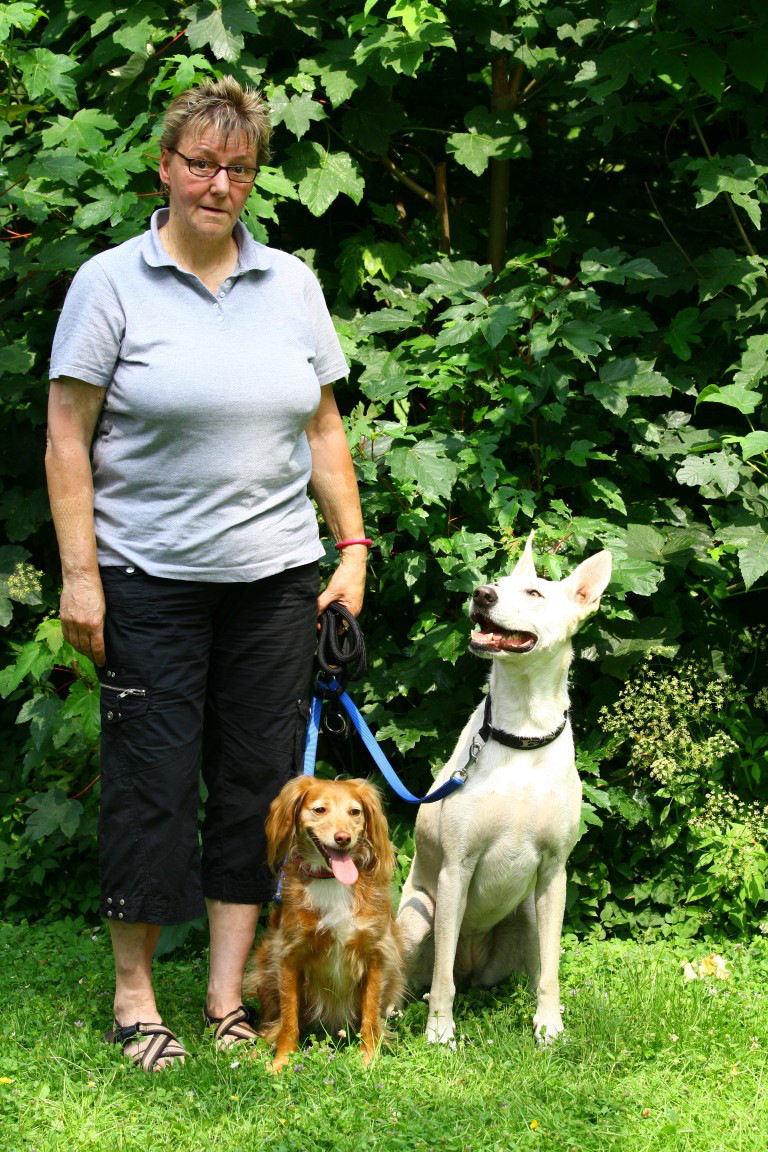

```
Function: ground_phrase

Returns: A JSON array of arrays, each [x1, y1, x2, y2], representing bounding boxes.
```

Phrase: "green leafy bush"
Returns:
[[567, 632, 768, 938], [1, 0, 767, 932], [0, 615, 100, 918]]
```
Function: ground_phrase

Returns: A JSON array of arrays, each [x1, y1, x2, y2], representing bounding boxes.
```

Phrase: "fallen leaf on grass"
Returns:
[[682, 953, 731, 982]]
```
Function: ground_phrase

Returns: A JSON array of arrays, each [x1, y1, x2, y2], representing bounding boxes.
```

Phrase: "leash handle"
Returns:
[[317, 603, 367, 683]]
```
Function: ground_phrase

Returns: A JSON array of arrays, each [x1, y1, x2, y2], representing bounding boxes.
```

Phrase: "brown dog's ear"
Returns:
[[354, 779, 395, 883], [264, 775, 314, 874]]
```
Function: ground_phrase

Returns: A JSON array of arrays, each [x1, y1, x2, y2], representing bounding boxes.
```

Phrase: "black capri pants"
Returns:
[[96, 562, 319, 925]]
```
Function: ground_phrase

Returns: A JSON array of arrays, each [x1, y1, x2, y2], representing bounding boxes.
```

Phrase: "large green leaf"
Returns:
[[580, 246, 662, 284], [586, 358, 671, 414], [695, 249, 766, 301], [729, 34, 768, 92], [719, 523, 768, 589], [16, 694, 63, 750], [73, 186, 137, 229], [285, 143, 364, 215], [113, 16, 162, 54], [268, 86, 326, 139], [41, 109, 119, 151], [733, 334, 768, 388], [687, 42, 726, 99], [183, 0, 260, 62], [737, 527, 768, 589], [388, 439, 461, 505], [28, 149, 89, 187], [696, 383, 762, 415], [447, 106, 529, 176], [0, 2, 41, 39], [676, 453, 742, 497], [17, 49, 78, 109], [61, 681, 101, 744], [411, 260, 493, 299], [25, 789, 83, 842], [689, 155, 768, 229], [738, 431, 768, 460], [663, 307, 703, 361]]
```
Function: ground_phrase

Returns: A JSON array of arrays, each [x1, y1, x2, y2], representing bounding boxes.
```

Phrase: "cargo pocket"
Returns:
[[100, 680, 149, 724], [98, 670, 152, 774]]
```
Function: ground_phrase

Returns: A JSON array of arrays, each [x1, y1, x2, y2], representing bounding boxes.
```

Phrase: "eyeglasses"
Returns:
[[167, 148, 258, 185]]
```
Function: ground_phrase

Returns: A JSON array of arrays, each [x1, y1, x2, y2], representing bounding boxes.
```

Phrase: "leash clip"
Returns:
[[315, 673, 344, 701], [455, 733, 484, 782]]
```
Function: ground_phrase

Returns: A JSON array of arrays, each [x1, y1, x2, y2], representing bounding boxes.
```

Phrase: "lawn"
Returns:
[[2, 920, 767, 1151]]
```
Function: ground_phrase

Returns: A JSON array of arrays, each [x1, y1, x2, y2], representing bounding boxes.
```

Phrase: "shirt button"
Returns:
[[219, 292, 225, 298]]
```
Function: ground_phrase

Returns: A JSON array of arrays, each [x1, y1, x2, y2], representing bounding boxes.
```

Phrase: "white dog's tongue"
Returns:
[[327, 849, 358, 885]]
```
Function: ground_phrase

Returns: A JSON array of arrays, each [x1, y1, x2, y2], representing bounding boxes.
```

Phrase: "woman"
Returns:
[[45, 77, 370, 1070]]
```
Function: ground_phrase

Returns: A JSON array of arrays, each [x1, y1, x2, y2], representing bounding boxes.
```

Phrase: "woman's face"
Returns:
[[159, 126, 257, 244]]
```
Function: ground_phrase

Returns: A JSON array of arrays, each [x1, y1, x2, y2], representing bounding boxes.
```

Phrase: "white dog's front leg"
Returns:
[[426, 862, 472, 1044], [532, 865, 567, 1044]]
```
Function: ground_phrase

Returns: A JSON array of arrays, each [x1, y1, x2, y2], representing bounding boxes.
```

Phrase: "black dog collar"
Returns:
[[479, 694, 569, 750]]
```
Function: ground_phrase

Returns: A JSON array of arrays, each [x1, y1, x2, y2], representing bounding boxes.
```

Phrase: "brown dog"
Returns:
[[244, 775, 403, 1070]]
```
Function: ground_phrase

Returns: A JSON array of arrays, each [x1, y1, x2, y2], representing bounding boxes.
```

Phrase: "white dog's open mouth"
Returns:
[[469, 619, 538, 654]]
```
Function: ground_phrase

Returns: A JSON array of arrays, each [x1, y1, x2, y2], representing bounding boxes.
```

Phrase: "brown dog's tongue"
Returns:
[[327, 849, 358, 885]]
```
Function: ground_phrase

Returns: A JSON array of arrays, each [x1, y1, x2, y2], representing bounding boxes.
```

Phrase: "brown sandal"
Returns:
[[104, 1019, 188, 1071], [204, 1003, 259, 1049]]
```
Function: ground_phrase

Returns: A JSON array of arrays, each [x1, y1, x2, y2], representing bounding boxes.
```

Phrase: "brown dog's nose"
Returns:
[[473, 585, 498, 609], [335, 832, 351, 847]]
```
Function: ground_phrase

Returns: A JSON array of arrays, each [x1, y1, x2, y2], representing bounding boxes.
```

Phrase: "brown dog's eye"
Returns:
[[526, 588, 543, 598], [312, 806, 326, 815], [349, 807, 361, 817]]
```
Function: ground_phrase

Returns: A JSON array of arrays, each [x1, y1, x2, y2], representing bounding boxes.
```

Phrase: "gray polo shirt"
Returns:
[[50, 209, 349, 582]]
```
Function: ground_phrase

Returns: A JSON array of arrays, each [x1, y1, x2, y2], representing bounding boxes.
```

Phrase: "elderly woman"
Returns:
[[45, 77, 369, 1070]]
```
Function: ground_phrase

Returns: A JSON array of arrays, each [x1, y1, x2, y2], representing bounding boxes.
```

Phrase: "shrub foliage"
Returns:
[[1, 0, 767, 934]]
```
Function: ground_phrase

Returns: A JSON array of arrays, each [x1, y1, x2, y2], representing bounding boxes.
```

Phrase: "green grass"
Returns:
[[2, 921, 768, 1151]]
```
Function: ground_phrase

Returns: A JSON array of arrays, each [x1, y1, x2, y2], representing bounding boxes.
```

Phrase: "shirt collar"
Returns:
[[141, 208, 274, 274]]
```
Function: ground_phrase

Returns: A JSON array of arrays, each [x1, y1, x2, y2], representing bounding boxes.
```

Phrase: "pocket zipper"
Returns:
[[101, 684, 147, 700]]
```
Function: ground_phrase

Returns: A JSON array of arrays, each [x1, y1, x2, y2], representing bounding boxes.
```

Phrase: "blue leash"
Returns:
[[304, 675, 466, 804]]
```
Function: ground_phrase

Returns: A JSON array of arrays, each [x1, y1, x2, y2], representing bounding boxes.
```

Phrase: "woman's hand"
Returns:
[[60, 572, 107, 667], [317, 545, 367, 618]]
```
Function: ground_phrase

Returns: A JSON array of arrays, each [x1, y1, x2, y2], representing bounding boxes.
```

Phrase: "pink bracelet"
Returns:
[[335, 538, 373, 550]]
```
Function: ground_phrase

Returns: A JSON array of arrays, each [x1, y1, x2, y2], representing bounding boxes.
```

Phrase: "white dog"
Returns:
[[397, 535, 611, 1043]]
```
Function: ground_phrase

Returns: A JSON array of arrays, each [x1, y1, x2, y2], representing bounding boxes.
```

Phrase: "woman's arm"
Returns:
[[45, 377, 107, 666], [306, 384, 368, 617]]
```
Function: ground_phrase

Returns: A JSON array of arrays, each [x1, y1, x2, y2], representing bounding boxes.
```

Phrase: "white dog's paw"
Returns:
[[426, 1013, 456, 1046], [533, 1014, 565, 1045]]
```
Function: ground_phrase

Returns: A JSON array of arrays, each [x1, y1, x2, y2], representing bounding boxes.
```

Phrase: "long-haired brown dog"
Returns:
[[244, 775, 404, 1070]]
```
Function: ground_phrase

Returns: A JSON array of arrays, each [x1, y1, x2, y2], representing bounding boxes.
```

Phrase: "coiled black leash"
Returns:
[[314, 602, 366, 738], [305, 604, 465, 804]]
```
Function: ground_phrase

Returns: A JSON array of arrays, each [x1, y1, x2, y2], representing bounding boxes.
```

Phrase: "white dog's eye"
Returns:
[[525, 588, 543, 598], [349, 807, 362, 817], [312, 806, 326, 815]]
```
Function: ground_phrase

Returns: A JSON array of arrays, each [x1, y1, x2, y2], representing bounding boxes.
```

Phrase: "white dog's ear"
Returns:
[[561, 550, 612, 614], [512, 531, 538, 582]]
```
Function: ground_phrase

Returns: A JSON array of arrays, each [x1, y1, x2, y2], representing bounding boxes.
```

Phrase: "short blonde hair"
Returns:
[[159, 76, 271, 165]]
